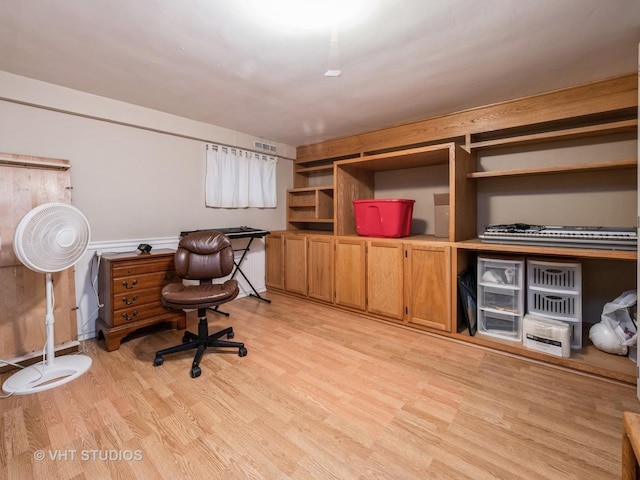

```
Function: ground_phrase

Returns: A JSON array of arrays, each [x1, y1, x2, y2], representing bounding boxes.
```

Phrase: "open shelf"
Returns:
[[456, 239, 637, 261], [469, 118, 638, 150], [468, 158, 637, 179], [341, 144, 453, 171], [294, 164, 334, 175], [287, 186, 334, 223], [455, 328, 636, 384]]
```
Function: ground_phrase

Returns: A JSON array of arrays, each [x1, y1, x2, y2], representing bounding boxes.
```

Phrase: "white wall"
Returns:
[[0, 71, 295, 240], [0, 71, 294, 341]]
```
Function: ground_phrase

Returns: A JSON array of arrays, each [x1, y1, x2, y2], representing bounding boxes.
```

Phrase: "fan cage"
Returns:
[[14, 203, 91, 273]]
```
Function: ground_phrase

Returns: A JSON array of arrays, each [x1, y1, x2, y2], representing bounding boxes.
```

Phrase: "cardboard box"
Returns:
[[434, 193, 449, 238]]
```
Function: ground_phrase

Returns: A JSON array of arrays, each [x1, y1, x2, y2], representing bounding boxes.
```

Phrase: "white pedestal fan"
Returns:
[[3, 202, 92, 395]]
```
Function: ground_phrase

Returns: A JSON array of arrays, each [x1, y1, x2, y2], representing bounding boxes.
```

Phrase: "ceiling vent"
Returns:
[[254, 140, 278, 154]]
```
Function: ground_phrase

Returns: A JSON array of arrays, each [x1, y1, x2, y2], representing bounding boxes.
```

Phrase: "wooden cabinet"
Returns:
[[267, 75, 638, 383], [265, 232, 284, 290], [334, 237, 366, 311], [405, 244, 451, 331], [283, 233, 307, 295], [366, 240, 451, 329], [307, 235, 334, 303], [96, 250, 186, 351], [367, 240, 404, 321], [267, 232, 334, 302]]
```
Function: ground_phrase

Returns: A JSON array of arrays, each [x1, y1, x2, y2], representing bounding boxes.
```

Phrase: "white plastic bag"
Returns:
[[601, 290, 637, 346]]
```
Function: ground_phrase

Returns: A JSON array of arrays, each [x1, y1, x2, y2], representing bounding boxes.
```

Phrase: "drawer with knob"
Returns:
[[96, 249, 186, 351]]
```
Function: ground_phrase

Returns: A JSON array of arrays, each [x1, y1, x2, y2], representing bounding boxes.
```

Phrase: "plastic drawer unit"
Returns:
[[477, 256, 525, 341], [527, 259, 582, 349]]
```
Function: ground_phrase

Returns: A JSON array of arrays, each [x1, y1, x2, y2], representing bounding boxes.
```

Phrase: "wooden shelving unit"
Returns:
[[287, 186, 334, 229], [333, 143, 476, 239], [268, 73, 639, 384]]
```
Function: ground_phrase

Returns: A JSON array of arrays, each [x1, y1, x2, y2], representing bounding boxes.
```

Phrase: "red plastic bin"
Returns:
[[352, 199, 415, 238]]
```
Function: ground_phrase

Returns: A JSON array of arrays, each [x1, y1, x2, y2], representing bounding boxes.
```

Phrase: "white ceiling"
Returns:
[[0, 0, 638, 148]]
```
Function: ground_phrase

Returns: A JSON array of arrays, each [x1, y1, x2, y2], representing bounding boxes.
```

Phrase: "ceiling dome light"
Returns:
[[247, 0, 367, 31]]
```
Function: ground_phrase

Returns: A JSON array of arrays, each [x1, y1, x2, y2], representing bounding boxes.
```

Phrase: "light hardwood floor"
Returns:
[[1, 291, 639, 479]]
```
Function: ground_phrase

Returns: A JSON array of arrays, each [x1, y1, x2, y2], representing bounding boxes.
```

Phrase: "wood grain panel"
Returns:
[[0, 154, 71, 268], [334, 166, 374, 236], [451, 143, 477, 241], [0, 153, 76, 361], [405, 244, 451, 331], [307, 235, 333, 303], [367, 240, 404, 320], [0, 265, 77, 358], [297, 74, 637, 162], [265, 233, 284, 290], [334, 237, 366, 310], [284, 234, 307, 296]]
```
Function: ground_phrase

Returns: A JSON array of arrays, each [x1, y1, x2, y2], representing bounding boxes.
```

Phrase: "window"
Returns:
[[205, 144, 277, 208]]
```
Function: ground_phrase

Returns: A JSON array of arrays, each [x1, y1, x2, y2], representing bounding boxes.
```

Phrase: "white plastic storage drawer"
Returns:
[[478, 284, 522, 314], [478, 257, 524, 287], [528, 289, 582, 320], [478, 309, 522, 341], [525, 312, 582, 349], [527, 259, 581, 293], [522, 314, 571, 358]]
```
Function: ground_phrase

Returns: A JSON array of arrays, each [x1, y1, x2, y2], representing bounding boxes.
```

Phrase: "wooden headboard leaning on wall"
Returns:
[[0, 153, 78, 370]]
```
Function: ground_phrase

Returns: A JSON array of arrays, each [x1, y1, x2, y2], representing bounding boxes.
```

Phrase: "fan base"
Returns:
[[2, 355, 92, 395]]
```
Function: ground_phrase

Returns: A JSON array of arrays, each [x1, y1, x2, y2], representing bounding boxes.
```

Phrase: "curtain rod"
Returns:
[[0, 97, 295, 160]]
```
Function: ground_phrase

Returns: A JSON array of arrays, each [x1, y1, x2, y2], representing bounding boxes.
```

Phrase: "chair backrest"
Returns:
[[174, 231, 234, 280]]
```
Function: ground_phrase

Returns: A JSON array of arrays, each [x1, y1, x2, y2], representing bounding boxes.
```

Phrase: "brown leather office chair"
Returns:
[[153, 231, 247, 377]]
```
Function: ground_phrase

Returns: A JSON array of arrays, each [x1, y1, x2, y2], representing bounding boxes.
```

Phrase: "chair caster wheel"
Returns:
[[190, 366, 201, 378], [227, 331, 234, 339], [153, 356, 163, 366], [182, 335, 190, 343], [239, 347, 247, 357]]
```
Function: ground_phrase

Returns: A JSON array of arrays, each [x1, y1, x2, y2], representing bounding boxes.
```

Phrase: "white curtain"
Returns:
[[205, 144, 277, 208]]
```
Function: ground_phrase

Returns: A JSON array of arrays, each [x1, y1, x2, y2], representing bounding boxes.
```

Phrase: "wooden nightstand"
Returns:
[[96, 249, 186, 351]]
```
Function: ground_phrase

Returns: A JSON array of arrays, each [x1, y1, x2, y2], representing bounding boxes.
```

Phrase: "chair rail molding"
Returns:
[[75, 236, 266, 340]]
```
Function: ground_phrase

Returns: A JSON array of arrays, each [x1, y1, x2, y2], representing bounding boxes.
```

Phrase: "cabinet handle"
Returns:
[[122, 295, 138, 305], [122, 280, 138, 289], [122, 311, 139, 321], [162, 274, 173, 281]]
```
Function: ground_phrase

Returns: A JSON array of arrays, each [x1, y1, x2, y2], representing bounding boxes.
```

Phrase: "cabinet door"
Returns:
[[405, 244, 451, 331], [334, 238, 366, 310], [307, 236, 334, 303], [367, 241, 404, 321], [284, 234, 307, 296], [265, 233, 284, 290]]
